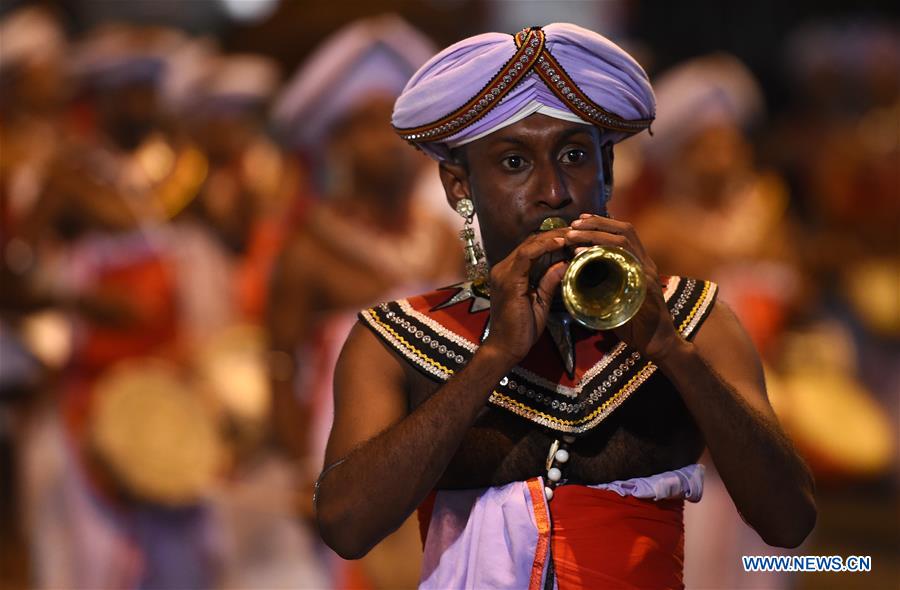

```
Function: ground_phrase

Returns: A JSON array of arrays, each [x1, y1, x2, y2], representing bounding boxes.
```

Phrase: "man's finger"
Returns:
[[565, 230, 631, 251], [571, 214, 632, 234], [532, 260, 567, 312], [570, 216, 649, 258], [509, 233, 567, 275]]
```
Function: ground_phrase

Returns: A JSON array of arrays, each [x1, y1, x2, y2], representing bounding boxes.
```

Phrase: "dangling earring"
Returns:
[[456, 198, 487, 283]]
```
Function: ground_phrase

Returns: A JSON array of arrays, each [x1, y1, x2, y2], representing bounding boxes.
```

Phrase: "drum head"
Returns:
[[771, 369, 894, 481], [90, 358, 225, 505]]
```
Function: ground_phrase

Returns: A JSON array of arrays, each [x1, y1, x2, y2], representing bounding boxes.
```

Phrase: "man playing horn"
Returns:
[[316, 24, 816, 589]]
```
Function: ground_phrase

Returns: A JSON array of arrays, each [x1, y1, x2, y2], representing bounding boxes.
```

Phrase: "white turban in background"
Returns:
[[273, 14, 435, 151]]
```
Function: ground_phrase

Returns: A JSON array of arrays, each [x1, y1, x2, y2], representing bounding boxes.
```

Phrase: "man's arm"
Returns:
[[315, 323, 513, 558], [567, 214, 816, 548], [655, 300, 816, 548], [316, 231, 569, 559]]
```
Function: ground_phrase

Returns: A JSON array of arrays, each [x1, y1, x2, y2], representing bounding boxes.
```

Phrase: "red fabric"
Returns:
[[407, 289, 615, 388], [77, 255, 178, 371], [62, 252, 179, 505], [550, 486, 685, 590], [234, 219, 286, 322], [335, 560, 374, 590], [417, 490, 437, 548], [405, 277, 674, 390]]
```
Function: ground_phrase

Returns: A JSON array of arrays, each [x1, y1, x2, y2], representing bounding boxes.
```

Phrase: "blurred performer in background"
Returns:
[[166, 50, 284, 346], [769, 18, 898, 524], [10, 25, 220, 590], [0, 5, 70, 240], [173, 50, 303, 327], [267, 15, 461, 589], [315, 24, 815, 589], [163, 47, 329, 590], [779, 20, 900, 399], [0, 7, 71, 586], [632, 54, 803, 589], [636, 54, 796, 355]]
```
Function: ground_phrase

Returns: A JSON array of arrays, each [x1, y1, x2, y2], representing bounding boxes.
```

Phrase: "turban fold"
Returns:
[[392, 23, 655, 160]]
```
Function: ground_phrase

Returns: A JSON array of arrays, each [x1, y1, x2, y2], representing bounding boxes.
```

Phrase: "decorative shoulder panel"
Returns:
[[360, 277, 717, 435]]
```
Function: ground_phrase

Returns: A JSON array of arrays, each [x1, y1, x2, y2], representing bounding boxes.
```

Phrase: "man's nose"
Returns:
[[535, 162, 572, 210]]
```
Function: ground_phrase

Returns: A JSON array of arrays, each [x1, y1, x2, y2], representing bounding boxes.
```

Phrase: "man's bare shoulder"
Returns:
[[338, 320, 406, 382], [694, 298, 760, 362], [341, 309, 448, 399], [327, 321, 412, 464]]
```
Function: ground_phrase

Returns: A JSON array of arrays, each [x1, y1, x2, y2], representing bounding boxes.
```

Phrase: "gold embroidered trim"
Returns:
[[395, 28, 546, 142], [489, 362, 657, 434], [532, 47, 653, 133], [486, 278, 717, 432], [359, 277, 718, 434], [510, 364, 578, 399], [361, 307, 455, 381], [681, 282, 717, 338], [398, 298, 478, 352]]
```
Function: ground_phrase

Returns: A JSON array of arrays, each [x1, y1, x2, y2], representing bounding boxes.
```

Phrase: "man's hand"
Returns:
[[318, 228, 570, 558], [568, 214, 816, 547], [482, 229, 569, 364], [566, 213, 680, 360]]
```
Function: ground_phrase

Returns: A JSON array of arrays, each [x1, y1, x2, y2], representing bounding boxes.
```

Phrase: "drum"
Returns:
[[770, 369, 895, 481], [766, 324, 895, 482], [89, 358, 225, 505], [195, 324, 271, 455]]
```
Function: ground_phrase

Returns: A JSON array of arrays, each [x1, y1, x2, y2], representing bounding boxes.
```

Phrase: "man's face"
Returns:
[[447, 114, 608, 265]]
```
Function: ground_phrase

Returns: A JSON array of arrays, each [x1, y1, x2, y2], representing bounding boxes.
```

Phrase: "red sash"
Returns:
[[550, 486, 685, 590]]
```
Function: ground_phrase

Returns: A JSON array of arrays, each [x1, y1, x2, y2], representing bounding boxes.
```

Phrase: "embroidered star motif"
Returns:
[[432, 281, 491, 314]]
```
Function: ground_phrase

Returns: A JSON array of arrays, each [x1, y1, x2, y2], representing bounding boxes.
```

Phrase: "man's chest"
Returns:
[[361, 277, 717, 439], [407, 369, 704, 489], [365, 277, 717, 487]]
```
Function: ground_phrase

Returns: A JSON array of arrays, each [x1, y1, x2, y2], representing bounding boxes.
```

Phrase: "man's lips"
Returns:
[[526, 216, 575, 236]]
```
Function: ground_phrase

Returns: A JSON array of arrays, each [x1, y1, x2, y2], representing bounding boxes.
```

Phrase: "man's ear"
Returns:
[[438, 159, 472, 213]]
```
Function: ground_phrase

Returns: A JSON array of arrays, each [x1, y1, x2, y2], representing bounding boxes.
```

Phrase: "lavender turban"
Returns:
[[392, 23, 655, 161]]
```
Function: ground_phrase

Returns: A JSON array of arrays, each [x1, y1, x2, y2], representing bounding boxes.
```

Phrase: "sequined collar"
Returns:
[[359, 276, 718, 435]]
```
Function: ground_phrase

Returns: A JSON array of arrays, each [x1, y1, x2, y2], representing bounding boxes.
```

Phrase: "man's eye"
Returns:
[[502, 155, 524, 170], [562, 149, 587, 164]]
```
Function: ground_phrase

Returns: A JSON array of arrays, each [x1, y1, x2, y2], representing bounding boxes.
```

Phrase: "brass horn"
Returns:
[[540, 217, 646, 330]]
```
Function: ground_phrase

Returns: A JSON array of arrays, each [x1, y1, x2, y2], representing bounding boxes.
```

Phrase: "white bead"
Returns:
[[544, 486, 554, 501], [554, 449, 569, 464], [547, 467, 562, 482]]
